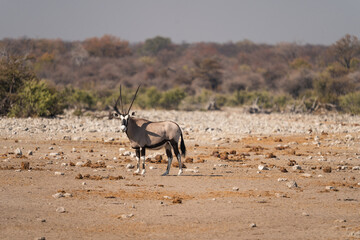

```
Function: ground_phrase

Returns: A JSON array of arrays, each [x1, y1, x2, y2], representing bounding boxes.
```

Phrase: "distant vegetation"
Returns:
[[0, 34, 360, 117]]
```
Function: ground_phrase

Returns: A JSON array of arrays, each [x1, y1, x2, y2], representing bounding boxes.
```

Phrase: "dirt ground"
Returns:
[[1, 110, 360, 239]]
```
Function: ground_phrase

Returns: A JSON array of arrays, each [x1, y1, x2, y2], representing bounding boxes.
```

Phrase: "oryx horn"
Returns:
[[127, 85, 141, 114], [114, 85, 123, 115]]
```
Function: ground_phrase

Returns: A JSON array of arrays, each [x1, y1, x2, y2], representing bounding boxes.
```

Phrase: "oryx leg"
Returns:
[[134, 148, 140, 174], [140, 147, 146, 175], [171, 140, 182, 176], [162, 142, 172, 176]]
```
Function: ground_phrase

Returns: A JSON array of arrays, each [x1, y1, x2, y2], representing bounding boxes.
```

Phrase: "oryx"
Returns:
[[112, 85, 186, 176]]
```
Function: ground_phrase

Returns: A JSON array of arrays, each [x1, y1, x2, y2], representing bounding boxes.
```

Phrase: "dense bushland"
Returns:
[[0, 34, 359, 117]]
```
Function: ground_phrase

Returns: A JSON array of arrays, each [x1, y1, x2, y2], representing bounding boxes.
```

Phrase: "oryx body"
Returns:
[[113, 85, 186, 176]]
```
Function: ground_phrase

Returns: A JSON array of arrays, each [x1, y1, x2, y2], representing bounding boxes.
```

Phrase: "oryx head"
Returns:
[[113, 85, 140, 132]]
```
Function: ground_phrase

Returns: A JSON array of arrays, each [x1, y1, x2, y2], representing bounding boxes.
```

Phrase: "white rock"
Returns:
[[28, 150, 33, 156], [106, 165, 115, 169], [286, 181, 298, 188], [64, 193, 72, 198], [122, 151, 132, 156], [277, 178, 288, 182], [56, 207, 66, 213], [119, 148, 126, 153], [54, 172, 64, 176], [232, 187, 239, 191], [149, 166, 157, 170], [249, 223, 257, 228], [258, 165, 269, 171], [15, 148, 22, 156], [52, 193, 64, 199], [325, 186, 334, 190], [302, 173, 312, 178], [61, 163, 68, 167], [76, 161, 85, 166], [352, 166, 360, 170], [49, 152, 59, 156], [292, 165, 302, 170], [163, 196, 172, 199], [120, 213, 134, 219], [126, 164, 135, 169]]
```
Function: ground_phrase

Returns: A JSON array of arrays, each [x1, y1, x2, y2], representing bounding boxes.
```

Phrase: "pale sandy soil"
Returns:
[[1, 109, 360, 239]]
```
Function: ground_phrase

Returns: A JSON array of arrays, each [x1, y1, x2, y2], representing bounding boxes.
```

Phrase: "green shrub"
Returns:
[[339, 92, 360, 114], [159, 88, 186, 109], [9, 79, 64, 117]]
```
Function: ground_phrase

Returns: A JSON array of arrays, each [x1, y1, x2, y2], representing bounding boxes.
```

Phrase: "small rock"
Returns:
[[21, 161, 30, 170], [126, 164, 135, 169], [249, 223, 257, 228], [301, 173, 312, 178], [325, 186, 335, 190], [15, 148, 22, 156], [61, 163, 68, 167], [34, 237, 46, 240], [352, 166, 360, 170], [28, 150, 33, 156], [82, 182, 86, 185], [120, 213, 134, 219], [323, 166, 332, 173], [56, 207, 66, 213], [122, 151, 132, 156], [63, 136, 71, 140], [286, 180, 298, 188], [277, 178, 288, 182], [302, 212, 309, 216], [49, 152, 59, 156], [76, 161, 85, 166], [258, 165, 269, 171], [292, 165, 302, 171], [149, 166, 157, 170], [54, 172, 64, 176], [48, 147, 54, 150], [275, 193, 287, 198], [232, 187, 239, 191], [64, 193, 73, 198], [52, 193, 64, 199]]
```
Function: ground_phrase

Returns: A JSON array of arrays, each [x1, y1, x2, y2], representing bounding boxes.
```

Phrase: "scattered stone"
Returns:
[[258, 165, 269, 171], [64, 193, 73, 198], [352, 166, 360, 170], [323, 166, 332, 173], [325, 186, 335, 190], [184, 157, 193, 163], [63, 135, 71, 140], [54, 172, 64, 176], [278, 178, 288, 182], [292, 165, 302, 171], [49, 152, 59, 156], [21, 161, 30, 170], [28, 150, 33, 156], [302, 212, 309, 216], [279, 167, 288, 173], [149, 166, 157, 170], [126, 164, 135, 169], [61, 163, 68, 167], [249, 223, 257, 228], [15, 148, 22, 156], [301, 173, 312, 178], [286, 180, 298, 188], [75, 173, 83, 179], [275, 193, 287, 198], [34, 237, 46, 240], [56, 207, 66, 213], [52, 193, 64, 199], [232, 187, 239, 191], [120, 213, 134, 219], [172, 198, 182, 204], [76, 161, 85, 166]]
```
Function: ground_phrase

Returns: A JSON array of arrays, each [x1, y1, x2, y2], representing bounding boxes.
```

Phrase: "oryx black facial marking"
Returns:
[[112, 85, 186, 176]]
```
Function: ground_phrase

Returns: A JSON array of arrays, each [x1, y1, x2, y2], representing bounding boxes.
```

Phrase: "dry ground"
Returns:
[[1, 109, 360, 239]]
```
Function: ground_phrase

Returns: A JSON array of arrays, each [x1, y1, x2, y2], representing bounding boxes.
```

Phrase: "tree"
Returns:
[[0, 55, 36, 115], [331, 34, 360, 69], [83, 35, 131, 58], [192, 58, 223, 90], [143, 36, 172, 55]]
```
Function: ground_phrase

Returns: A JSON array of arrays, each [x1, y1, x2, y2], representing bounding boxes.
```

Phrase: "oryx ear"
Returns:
[[131, 111, 135, 116]]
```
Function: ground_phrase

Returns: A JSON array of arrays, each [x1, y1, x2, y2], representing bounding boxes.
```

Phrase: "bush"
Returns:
[[339, 92, 360, 114], [9, 80, 64, 117], [159, 88, 186, 109]]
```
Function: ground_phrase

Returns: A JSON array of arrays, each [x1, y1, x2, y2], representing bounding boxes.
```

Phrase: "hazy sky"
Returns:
[[0, 0, 359, 45]]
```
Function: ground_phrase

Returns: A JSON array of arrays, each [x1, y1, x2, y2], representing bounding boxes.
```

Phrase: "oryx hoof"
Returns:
[[134, 169, 140, 174], [161, 171, 169, 176], [177, 169, 183, 176]]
